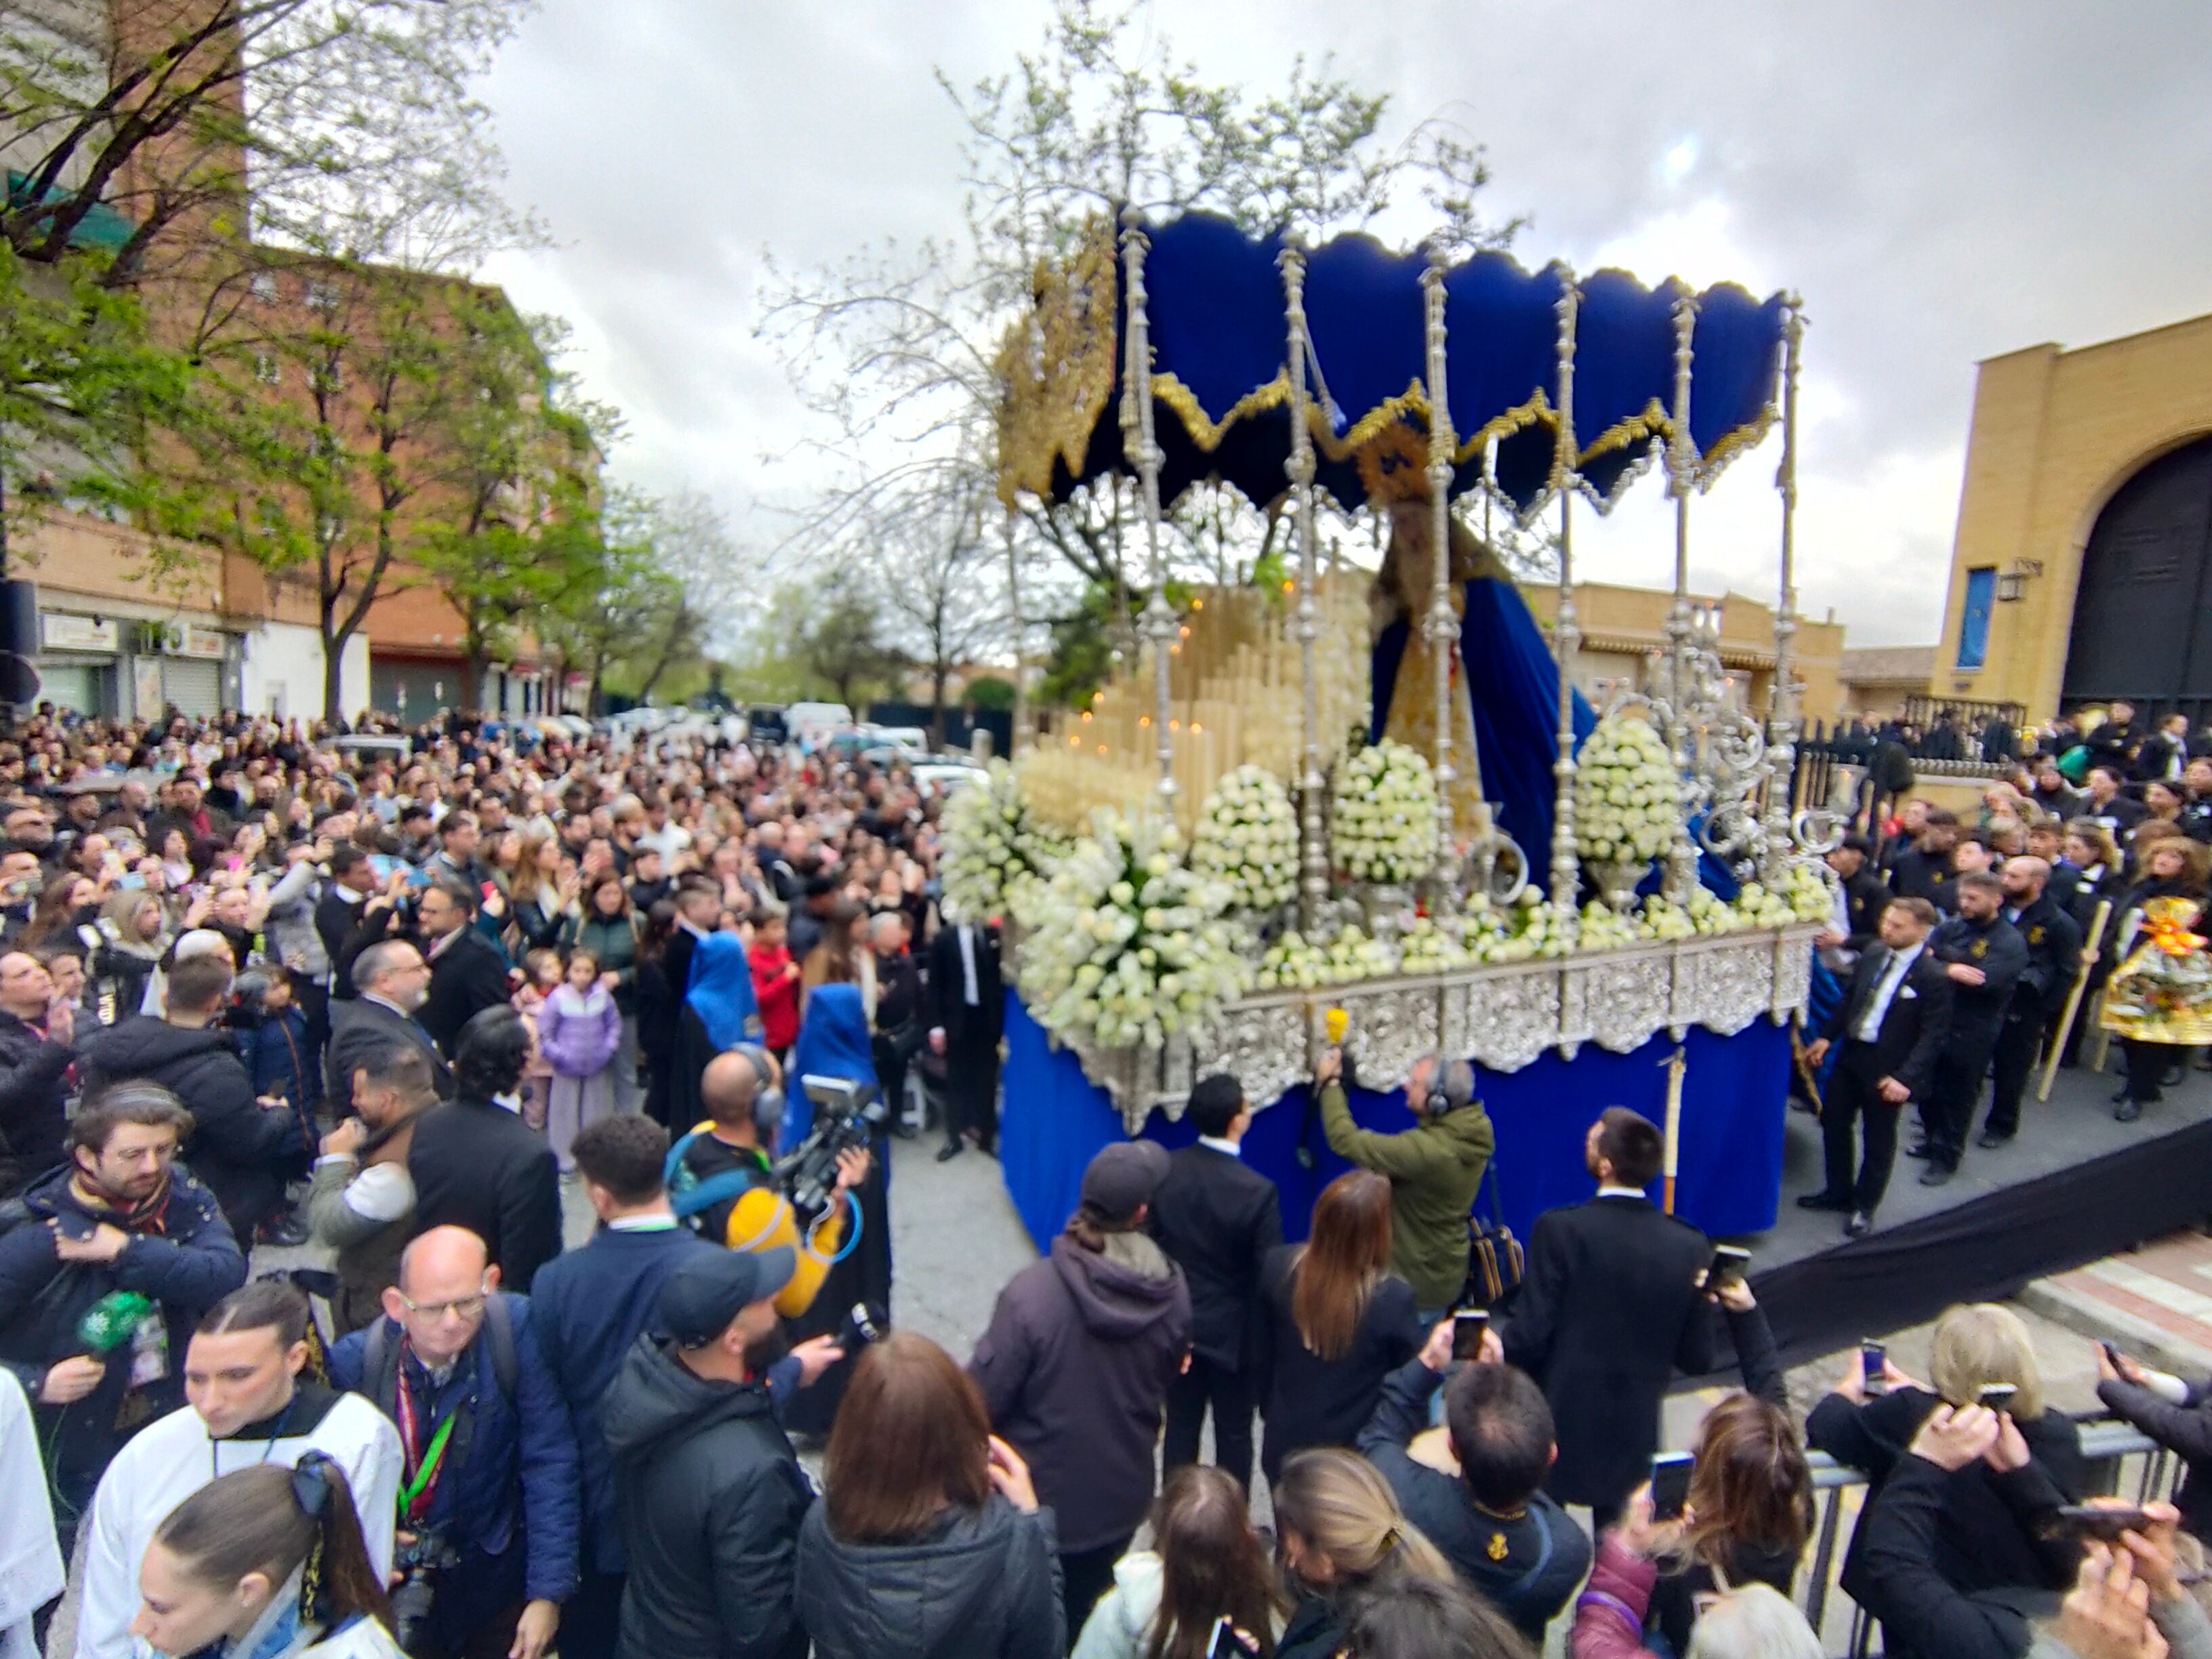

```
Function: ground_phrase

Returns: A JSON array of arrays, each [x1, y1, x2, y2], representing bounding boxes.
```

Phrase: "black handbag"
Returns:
[[1462, 1161, 1525, 1311]]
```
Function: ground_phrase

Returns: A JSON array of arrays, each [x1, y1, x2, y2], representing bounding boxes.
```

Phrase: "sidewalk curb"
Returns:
[[2015, 1275, 2212, 1381]]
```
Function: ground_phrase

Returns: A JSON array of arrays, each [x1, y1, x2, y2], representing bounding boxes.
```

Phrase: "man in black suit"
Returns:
[[408, 1006, 562, 1292], [1149, 1071, 1282, 1492], [1496, 1107, 1715, 1523], [2135, 710, 2193, 783], [1979, 857, 2083, 1149], [314, 845, 380, 999], [1802, 897, 1953, 1235], [1888, 810, 1960, 907], [1821, 836, 1891, 961], [928, 913, 1002, 1161], [2081, 764, 2146, 841], [412, 873, 514, 1057], [326, 939, 453, 1111], [1913, 872, 2028, 1185]]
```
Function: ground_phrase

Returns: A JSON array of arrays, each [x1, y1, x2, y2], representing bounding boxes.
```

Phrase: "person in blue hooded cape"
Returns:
[[665, 930, 762, 1130], [777, 981, 892, 1435]]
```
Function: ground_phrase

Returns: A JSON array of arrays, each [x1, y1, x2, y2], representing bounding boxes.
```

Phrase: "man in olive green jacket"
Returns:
[[1315, 1048, 1494, 1318]]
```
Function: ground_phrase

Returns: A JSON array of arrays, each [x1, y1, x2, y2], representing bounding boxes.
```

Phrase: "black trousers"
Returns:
[[2123, 1039, 2174, 1103], [1163, 1353, 1254, 1492], [558, 1568, 624, 1659], [1925, 1041, 1996, 1170], [1059, 1533, 1134, 1654], [945, 1029, 1000, 1151], [1822, 1045, 1902, 1214], [1983, 1003, 2048, 1139]]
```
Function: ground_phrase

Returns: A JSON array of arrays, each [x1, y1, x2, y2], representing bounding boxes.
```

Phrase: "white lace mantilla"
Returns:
[[1044, 924, 1824, 1132]]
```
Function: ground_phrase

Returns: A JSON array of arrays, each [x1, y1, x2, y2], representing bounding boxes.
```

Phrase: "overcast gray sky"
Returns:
[[474, 0, 2212, 648]]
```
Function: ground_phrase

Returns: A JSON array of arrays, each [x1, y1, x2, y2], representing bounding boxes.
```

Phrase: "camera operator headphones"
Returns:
[[729, 1043, 785, 1145]]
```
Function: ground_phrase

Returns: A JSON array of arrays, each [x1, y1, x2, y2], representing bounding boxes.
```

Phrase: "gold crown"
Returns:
[[1355, 421, 1435, 505]]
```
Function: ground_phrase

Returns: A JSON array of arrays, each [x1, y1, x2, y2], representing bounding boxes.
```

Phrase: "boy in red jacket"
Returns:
[[748, 909, 802, 1058]]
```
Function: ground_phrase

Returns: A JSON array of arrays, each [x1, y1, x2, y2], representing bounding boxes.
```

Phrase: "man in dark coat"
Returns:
[[1978, 857, 2083, 1149], [326, 939, 453, 1112], [1803, 897, 1954, 1234], [78, 954, 308, 1241], [0, 1083, 245, 1549], [1359, 1346, 1590, 1646], [970, 1142, 1191, 1638], [928, 914, 1002, 1160], [601, 1248, 815, 1659], [414, 874, 515, 1057], [0, 949, 77, 1193], [1497, 1107, 1715, 1523], [315, 844, 381, 999], [408, 1007, 561, 1292], [1823, 836, 1892, 960], [1912, 872, 2028, 1184], [329, 1226, 579, 1659], [865, 913, 926, 1134], [1148, 1071, 1281, 1493], [531, 1117, 719, 1659]]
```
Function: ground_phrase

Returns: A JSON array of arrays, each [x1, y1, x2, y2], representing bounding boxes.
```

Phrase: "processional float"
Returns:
[[971, 209, 1844, 1141]]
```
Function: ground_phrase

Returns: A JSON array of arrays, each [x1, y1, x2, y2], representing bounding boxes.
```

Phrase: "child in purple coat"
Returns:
[[537, 947, 625, 1172]]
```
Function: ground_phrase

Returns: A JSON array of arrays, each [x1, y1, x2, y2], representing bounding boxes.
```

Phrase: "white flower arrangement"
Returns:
[[1731, 880, 1798, 930], [1780, 859, 1837, 922], [1331, 740, 1440, 884], [1575, 714, 1683, 867], [1014, 810, 1248, 1051], [1255, 924, 1399, 990], [1576, 901, 1644, 952], [939, 760, 1065, 923], [1467, 890, 1568, 962], [1398, 915, 1475, 974], [1190, 765, 1301, 914], [1640, 896, 1698, 942]]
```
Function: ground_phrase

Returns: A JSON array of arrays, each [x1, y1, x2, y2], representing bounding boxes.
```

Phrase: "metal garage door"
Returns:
[[162, 658, 222, 718]]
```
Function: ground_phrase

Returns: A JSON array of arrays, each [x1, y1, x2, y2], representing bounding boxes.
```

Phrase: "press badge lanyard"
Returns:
[[394, 1362, 458, 1523]]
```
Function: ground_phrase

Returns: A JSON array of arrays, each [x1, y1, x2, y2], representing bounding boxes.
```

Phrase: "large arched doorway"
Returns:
[[2063, 434, 2212, 726]]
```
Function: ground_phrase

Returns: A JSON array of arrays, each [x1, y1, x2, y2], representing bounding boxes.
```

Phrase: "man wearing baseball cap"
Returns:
[[599, 1248, 829, 1659], [970, 1140, 1193, 1638]]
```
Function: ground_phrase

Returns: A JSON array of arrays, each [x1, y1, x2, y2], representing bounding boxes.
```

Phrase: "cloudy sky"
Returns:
[[474, 0, 2212, 648]]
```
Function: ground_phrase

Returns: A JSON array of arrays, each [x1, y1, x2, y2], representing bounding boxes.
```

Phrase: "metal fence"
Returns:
[[1797, 1420, 2175, 1657]]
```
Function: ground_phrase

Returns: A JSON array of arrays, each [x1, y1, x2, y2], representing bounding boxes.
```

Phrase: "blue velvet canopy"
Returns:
[[997, 212, 1788, 519]]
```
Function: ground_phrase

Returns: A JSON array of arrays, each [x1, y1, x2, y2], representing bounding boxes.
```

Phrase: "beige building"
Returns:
[[1932, 311, 2212, 724], [1521, 581, 1847, 723], [1838, 646, 1936, 723]]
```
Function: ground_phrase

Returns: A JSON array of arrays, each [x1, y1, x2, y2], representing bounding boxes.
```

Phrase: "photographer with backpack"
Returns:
[[329, 1227, 579, 1659]]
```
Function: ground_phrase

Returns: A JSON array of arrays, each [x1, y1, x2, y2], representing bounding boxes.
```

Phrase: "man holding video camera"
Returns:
[[670, 1048, 869, 1319]]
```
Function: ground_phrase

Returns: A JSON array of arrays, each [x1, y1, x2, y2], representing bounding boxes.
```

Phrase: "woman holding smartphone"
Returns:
[[1070, 1467, 1286, 1659]]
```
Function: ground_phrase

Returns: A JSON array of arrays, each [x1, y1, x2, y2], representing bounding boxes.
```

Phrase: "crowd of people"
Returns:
[[0, 700, 2202, 1659], [1801, 701, 2212, 1237]]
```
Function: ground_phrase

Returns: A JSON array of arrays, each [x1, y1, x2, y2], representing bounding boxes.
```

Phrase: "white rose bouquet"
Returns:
[[940, 760, 1065, 923], [1780, 859, 1837, 922], [1470, 890, 1568, 962], [1016, 810, 1248, 1051], [1256, 924, 1397, 989], [1732, 880, 1798, 929], [1576, 901, 1643, 952], [1331, 740, 1440, 885], [1398, 914, 1474, 974], [1640, 896, 1697, 942], [1191, 765, 1300, 914], [1575, 714, 1682, 867]]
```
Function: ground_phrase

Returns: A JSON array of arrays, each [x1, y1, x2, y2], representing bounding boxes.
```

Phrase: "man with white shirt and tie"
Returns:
[[927, 908, 1002, 1161], [1802, 897, 1954, 1236]]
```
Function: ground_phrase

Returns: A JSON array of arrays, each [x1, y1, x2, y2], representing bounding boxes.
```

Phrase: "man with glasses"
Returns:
[[329, 939, 453, 1110], [332, 1226, 579, 1659], [0, 1082, 245, 1559]]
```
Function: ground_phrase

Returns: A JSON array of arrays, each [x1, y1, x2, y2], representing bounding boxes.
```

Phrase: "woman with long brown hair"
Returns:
[[1254, 1170, 1423, 1484], [801, 897, 876, 1023], [1071, 1465, 1288, 1659], [130, 1454, 402, 1658], [795, 1331, 1061, 1659]]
